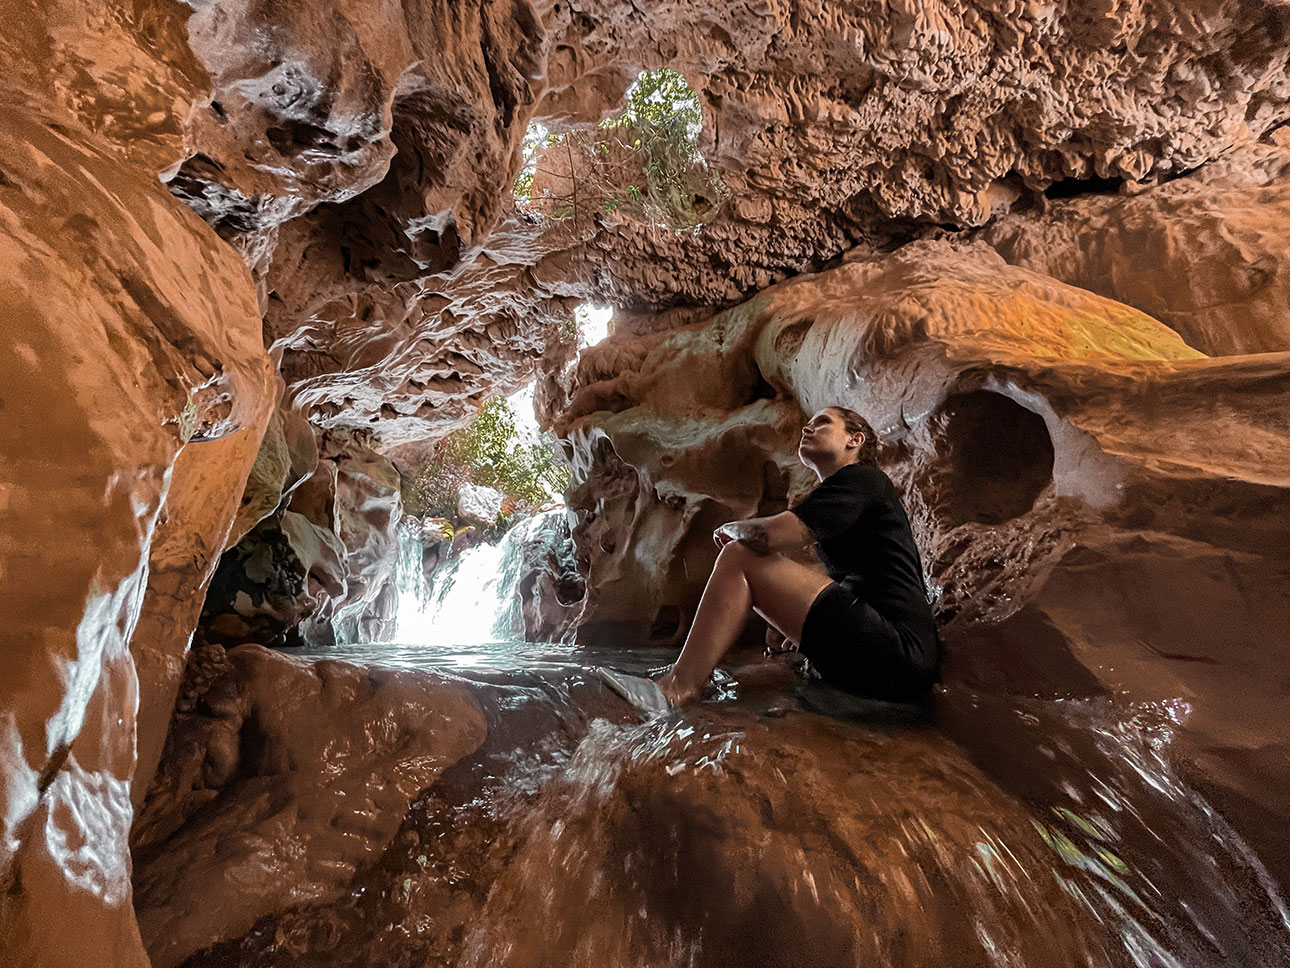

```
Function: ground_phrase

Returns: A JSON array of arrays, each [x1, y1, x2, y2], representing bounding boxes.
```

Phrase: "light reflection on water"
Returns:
[[264, 637, 1290, 968], [295, 639, 675, 675], [226, 497, 1290, 965]]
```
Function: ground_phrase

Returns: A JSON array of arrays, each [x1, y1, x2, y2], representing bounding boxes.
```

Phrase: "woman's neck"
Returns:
[[813, 455, 858, 481]]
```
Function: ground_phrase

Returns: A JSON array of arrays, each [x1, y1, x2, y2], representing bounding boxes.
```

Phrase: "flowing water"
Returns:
[[201, 518, 1290, 968], [396, 510, 565, 648]]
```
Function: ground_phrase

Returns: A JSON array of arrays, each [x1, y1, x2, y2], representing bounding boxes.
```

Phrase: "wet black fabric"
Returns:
[[791, 463, 939, 700], [799, 584, 936, 702]]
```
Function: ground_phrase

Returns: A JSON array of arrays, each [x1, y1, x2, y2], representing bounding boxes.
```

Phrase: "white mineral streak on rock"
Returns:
[[43, 761, 135, 907]]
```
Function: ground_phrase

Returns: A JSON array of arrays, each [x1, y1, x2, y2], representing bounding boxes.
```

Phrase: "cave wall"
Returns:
[[196, 429, 406, 649], [0, 104, 272, 964], [31, 0, 1286, 657], [982, 140, 1290, 355], [108, 0, 1290, 448], [130, 427, 272, 815], [526, 0, 1290, 310], [0, 1, 568, 952]]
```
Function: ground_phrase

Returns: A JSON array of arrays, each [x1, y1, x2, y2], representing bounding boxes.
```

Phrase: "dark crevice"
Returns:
[[747, 371, 777, 403], [1043, 174, 1125, 199], [648, 604, 682, 640], [934, 391, 1054, 526], [266, 121, 344, 156], [479, 18, 519, 130], [37, 743, 71, 795]]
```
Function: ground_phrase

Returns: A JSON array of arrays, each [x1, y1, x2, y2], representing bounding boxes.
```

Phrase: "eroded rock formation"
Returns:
[[114, 0, 1290, 447], [198, 430, 406, 647], [130, 645, 485, 968], [983, 140, 1290, 355], [0, 105, 272, 965]]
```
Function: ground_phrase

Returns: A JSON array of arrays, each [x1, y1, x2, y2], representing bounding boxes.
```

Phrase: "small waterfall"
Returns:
[[396, 509, 564, 646]]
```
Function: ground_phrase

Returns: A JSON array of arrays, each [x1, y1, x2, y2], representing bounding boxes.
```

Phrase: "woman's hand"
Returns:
[[713, 513, 812, 555], [712, 520, 771, 554]]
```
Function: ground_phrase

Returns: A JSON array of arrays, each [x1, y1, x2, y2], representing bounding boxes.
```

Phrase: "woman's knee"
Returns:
[[715, 540, 766, 574]]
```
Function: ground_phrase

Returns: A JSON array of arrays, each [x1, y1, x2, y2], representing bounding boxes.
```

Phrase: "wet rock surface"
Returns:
[[516, 511, 587, 644], [0, 104, 272, 965], [131, 645, 486, 968], [1, 0, 1289, 961], [132, 426, 276, 815], [152, 660, 1290, 967], [200, 433, 405, 648]]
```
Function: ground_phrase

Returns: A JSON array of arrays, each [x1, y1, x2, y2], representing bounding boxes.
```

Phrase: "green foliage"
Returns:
[[513, 169, 534, 200], [514, 67, 726, 231], [559, 314, 581, 346], [595, 67, 723, 231], [406, 396, 570, 521], [608, 66, 702, 138], [405, 455, 469, 521]]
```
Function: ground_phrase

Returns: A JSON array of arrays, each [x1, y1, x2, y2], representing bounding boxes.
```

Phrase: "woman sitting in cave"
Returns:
[[599, 406, 939, 710]]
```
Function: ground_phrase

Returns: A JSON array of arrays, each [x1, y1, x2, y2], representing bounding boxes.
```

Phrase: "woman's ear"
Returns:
[[849, 432, 865, 451]]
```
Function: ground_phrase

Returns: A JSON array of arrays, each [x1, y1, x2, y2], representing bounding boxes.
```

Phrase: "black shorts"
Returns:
[[799, 583, 938, 703]]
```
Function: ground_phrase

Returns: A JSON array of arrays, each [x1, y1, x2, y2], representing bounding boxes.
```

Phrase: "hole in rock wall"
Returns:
[[933, 391, 1054, 526], [514, 67, 724, 231], [574, 303, 612, 346], [1043, 173, 1125, 199], [747, 370, 777, 403], [396, 307, 612, 649]]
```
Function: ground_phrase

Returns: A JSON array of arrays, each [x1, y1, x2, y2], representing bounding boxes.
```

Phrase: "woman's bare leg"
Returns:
[[656, 542, 832, 704]]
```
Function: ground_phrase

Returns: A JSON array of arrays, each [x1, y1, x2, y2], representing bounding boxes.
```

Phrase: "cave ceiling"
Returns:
[[147, 0, 1290, 444]]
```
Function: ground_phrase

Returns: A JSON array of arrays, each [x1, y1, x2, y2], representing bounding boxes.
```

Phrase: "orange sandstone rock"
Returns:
[[0, 106, 271, 967], [551, 239, 1290, 885]]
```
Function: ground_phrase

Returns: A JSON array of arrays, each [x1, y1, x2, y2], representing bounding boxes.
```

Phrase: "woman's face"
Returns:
[[798, 409, 857, 466]]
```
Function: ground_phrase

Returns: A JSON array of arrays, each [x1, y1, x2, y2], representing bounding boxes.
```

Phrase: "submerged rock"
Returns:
[[159, 665, 1290, 967]]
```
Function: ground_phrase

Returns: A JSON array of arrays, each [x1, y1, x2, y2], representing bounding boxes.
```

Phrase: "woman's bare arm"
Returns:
[[714, 511, 815, 555]]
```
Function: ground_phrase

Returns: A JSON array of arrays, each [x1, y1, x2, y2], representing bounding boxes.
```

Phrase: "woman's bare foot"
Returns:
[[655, 670, 701, 706]]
